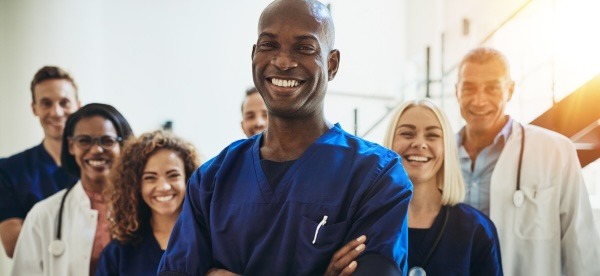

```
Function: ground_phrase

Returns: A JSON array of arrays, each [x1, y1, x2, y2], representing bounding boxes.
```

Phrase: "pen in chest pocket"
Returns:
[[312, 215, 328, 244]]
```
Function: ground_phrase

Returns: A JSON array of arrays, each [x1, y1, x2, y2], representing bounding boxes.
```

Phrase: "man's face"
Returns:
[[31, 79, 80, 141], [241, 92, 268, 137], [456, 60, 514, 136], [251, 2, 339, 118]]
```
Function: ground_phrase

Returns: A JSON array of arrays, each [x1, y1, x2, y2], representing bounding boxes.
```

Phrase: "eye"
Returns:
[[485, 85, 502, 94], [426, 133, 441, 139], [143, 175, 157, 182], [398, 131, 415, 138], [76, 136, 93, 147], [461, 86, 476, 94], [258, 41, 276, 51], [168, 173, 182, 179], [100, 136, 118, 148], [59, 99, 71, 108], [40, 99, 52, 108], [297, 45, 317, 54]]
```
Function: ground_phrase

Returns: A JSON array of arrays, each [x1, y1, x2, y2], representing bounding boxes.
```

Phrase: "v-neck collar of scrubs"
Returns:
[[251, 123, 342, 203], [411, 205, 449, 267]]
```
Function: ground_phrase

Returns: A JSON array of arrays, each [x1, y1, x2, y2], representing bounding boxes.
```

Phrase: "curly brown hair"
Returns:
[[106, 130, 200, 244]]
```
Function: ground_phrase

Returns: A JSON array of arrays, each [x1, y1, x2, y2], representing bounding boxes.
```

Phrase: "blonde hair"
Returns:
[[383, 99, 465, 205]]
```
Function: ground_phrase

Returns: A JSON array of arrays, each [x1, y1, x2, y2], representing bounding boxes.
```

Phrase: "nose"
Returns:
[[472, 91, 488, 106], [271, 51, 298, 71], [158, 182, 172, 191], [89, 143, 105, 154], [256, 116, 267, 128], [411, 137, 428, 150], [50, 103, 65, 117]]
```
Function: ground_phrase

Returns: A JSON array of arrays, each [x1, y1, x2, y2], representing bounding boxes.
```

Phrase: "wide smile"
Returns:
[[85, 158, 110, 167], [46, 120, 66, 128], [154, 194, 176, 202], [469, 110, 492, 117], [266, 77, 305, 90], [404, 155, 432, 163]]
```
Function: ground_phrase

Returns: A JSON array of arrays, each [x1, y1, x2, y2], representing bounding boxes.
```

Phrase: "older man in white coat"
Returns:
[[455, 47, 600, 275]]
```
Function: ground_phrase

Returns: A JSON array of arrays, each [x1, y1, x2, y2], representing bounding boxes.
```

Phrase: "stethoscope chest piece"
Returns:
[[513, 190, 524, 207], [408, 266, 426, 276], [49, 239, 65, 256]]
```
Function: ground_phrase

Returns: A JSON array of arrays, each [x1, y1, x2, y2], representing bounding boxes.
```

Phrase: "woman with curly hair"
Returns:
[[96, 130, 200, 276]]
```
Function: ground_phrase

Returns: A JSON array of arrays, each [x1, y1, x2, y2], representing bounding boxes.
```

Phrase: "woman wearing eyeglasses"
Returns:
[[11, 103, 133, 276], [95, 130, 200, 276]]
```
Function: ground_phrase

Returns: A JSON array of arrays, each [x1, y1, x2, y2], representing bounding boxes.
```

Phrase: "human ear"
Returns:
[[327, 49, 340, 81]]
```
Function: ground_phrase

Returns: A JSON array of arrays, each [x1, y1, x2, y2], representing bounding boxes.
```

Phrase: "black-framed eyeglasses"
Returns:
[[69, 135, 123, 150]]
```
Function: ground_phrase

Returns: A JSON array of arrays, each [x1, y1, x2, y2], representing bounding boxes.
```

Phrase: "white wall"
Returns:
[[0, 0, 406, 159]]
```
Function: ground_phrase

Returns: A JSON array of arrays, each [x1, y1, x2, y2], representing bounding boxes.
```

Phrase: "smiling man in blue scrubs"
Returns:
[[0, 66, 80, 258], [158, 0, 412, 275]]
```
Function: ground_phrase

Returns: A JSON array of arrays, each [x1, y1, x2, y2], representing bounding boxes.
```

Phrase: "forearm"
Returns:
[[0, 218, 24, 258]]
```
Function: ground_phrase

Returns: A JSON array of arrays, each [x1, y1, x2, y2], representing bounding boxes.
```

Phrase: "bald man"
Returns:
[[158, 1, 412, 275]]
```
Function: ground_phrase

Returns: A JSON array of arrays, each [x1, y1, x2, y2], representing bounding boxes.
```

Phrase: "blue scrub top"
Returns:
[[408, 204, 503, 275], [96, 226, 165, 276], [0, 143, 78, 221], [158, 124, 413, 275]]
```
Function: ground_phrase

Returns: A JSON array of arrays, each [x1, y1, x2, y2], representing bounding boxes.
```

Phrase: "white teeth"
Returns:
[[271, 78, 299, 88], [87, 160, 107, 167], [407, 155, 429, 162], [155, 195, 174, 202]]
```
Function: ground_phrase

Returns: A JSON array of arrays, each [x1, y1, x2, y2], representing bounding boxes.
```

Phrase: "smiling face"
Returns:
[[32, 79, 80, 141], [456, 60, 514, 136], [241, 92, 268, 137], [392, 106, 444, 186], [141, 149, 186, 219], [252, 0, 339, 118], [69, 116, 120, 185]]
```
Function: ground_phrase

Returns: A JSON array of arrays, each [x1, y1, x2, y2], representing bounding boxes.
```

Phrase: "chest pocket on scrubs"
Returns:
[[514, 185, 558, 240], [293, 215, 347, 274]]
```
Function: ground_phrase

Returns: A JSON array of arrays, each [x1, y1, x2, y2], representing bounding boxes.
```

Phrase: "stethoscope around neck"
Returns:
[[512, 124, 526, 208], [48, 184, 76, 257]]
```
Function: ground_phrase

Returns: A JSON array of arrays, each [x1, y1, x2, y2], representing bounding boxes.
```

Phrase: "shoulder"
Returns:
[[326, 125, 400, 164], [30, 187, 67, 214], [199, 138, 255, 173], [0, 144, 44, 172], [523, 124, 573, 145], [449, 204, 498, 236], [22, 187, 66, 228]]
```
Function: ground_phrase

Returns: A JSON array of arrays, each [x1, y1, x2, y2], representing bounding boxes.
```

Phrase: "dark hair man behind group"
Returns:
[[0, 66, 81, 257], [158, 0, 412, 275], [240, 87, 267, 137]]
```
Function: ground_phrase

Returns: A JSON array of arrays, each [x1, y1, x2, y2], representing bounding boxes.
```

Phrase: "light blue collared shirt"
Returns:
[[457, 116, 513, 216]]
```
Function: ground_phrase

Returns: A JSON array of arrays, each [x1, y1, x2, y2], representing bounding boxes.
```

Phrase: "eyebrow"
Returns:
[[258, 32, 319, 42], [397, 124, 441, 131]]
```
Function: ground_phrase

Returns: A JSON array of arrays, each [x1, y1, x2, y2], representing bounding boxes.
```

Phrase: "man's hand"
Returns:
[[0, 218, 24, 258], [324, 235, 366, 276]]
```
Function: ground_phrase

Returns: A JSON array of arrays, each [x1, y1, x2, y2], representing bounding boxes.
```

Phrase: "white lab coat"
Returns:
[[11, 181, 98, 276], [490, 122, 600, 275]]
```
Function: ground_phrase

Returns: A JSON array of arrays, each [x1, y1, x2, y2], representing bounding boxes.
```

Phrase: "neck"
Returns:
[[81, 177, 106, 194], [408, 179, 442, 228], [151, 211, 180, 249], [261, 115, 331, 161], [43, 137, 63, 166], [463, 116, 508, 162]]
